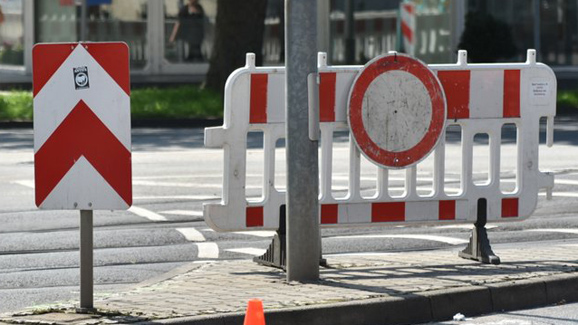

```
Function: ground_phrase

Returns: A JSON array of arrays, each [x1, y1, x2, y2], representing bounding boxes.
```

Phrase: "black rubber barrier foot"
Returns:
[[459, 225, 501, 264], [253, 205, 326, 270], [254, 205, 287, 270], [254, 231, 287, 270], [458, 198, 500, 265]]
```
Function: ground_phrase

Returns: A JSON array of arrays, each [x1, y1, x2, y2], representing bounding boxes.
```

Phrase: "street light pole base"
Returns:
[[75, 307, 97, 314]]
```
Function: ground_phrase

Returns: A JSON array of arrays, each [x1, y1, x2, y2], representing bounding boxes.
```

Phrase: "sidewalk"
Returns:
[[2, 241, 578, 325]]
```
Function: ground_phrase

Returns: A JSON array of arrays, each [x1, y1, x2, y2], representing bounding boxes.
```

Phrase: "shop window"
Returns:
[[35, 0, 148, 70], [0, 0, 24, 66], [164, 0, 216, 64]]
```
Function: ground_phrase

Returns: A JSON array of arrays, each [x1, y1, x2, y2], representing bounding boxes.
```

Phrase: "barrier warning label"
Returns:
[[531, 81, 549, 97], [531, 80, 551, 105]]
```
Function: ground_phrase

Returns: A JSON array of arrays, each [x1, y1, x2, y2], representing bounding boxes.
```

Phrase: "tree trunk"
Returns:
[[206, 0, 268, 96]]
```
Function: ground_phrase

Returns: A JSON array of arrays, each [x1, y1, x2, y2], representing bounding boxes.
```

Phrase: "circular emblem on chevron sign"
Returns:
[[75, 72, 88, 87], [347, 53, 446, 168]]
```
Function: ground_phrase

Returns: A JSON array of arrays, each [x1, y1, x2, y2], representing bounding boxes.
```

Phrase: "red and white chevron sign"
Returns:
[[33, 42, 132, 210]]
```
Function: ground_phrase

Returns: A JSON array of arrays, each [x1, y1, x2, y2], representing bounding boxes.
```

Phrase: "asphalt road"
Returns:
[[1, 116, 578, 313], [433, 301, 578, 324]]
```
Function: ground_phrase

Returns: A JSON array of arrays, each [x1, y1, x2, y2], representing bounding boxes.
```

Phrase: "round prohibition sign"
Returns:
[[348, 53, 447, 168]]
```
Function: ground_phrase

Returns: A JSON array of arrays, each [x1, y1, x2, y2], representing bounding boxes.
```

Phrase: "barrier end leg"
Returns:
[[458, 198, 501, 265], [253, 205, 326, 270], [254, 205, 287, 270]]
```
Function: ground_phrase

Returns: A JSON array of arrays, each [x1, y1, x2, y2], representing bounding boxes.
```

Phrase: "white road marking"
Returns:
[[134, 175, 222, 180], [128, 206, 167, 221], [324, 252, 398, 257], [12, 180, 35, 189], [133, 173, 263, 180], [233, 231, 277, 237], [133, 180, 218, 188], [160, 210, 203, 217], [196, 242, 219, 259], [176, 227, 206, 242], [133, 180, 261, 190], [331, 174, 460, 182], [331, 176, 461, 182], [134, 195, 219, 200], [443, 188, 461, 193], [555, 179, 578, 185], [329, 234, 468, 245], [331, 186, 461, 194], [435, 224, 498, 230], [525, 228, 578, 235], [539, 192, 578, 198], [226, 248, 267, 256], [191, 260, 215, 264]]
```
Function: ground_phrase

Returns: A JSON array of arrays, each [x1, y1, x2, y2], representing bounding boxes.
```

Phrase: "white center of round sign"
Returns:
[[348, 53, 446, 169], [362, 70, 432, 153]]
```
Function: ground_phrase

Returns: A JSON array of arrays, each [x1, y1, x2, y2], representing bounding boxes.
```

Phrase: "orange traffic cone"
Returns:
[[243, 299, 266, 325]]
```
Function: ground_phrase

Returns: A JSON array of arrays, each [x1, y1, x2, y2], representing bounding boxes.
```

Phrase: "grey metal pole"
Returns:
[[285, 0, 320, 282], [450, 0, 466, 62], [317, 0, 330, 58], [344, 0, 355, 64], [80, 0, 88, 41], [533, 0, 541, 61], [79, 210, 94, 311]]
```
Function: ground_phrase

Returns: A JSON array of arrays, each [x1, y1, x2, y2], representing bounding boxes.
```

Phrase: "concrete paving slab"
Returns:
[[2, 243, 578, 325]]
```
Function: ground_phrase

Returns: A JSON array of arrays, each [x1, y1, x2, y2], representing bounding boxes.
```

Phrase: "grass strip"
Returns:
[[130, 86, 222, 119], [0, 87, 576, 121]]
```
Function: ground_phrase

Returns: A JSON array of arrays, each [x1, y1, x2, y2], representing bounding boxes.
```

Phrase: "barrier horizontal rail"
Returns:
[[204, 50, 556, 232]]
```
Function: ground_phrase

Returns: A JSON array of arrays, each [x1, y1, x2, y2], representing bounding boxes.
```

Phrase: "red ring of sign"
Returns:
[[348, 54, 446, 168]]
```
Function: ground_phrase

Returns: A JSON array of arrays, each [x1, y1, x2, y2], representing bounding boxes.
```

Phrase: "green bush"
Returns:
[[0, 85, 223, 121], [0, 91, 33, 120], [130, 86, 222, 119], [558, 90, 578, 108]]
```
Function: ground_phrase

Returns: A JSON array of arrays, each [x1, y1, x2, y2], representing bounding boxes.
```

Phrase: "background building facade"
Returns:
[[0, 0, 576, 87]]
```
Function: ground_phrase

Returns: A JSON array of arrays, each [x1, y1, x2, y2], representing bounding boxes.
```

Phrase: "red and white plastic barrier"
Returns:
[[204, 50, 555, 232]]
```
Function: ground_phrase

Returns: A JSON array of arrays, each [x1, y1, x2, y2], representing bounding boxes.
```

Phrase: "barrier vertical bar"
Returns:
[[377, 168, 389, 200], [433, 142, 445, 196], [264, 130, 275, 201], [406, 166, 417, 199], [490, 126, 501, 186], [320, 125, 333, 200], [285, 0, 320, 281], [350, 137, 361, 200]]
